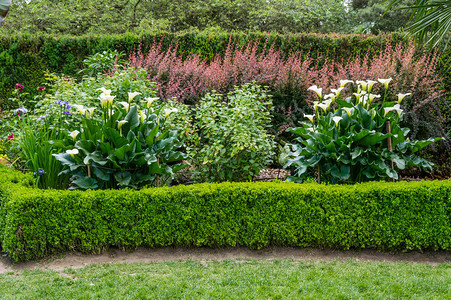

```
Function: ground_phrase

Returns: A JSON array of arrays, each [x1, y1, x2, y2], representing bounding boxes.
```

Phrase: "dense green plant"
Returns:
[[284, 79, 440, 183], [52, 89, 188, 190], [79, 50, 126, 78], [190, 84, 275, 182], [1, 164, 451, 262], [14, 101, 71, 189]]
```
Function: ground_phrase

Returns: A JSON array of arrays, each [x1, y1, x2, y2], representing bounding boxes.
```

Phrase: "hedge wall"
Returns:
[[0, 31, 409, 109], [0, 165, 450, 262]]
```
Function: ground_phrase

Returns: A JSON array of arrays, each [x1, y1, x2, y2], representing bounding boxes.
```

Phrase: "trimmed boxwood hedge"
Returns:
[[0, 165, 450, 262]]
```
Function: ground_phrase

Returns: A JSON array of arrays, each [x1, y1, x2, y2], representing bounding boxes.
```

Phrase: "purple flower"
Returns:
[[38, 86, 45, 91], [15, 83, 24, 91], [7, 134, 13, 141], [15, 106, 28, 114], [63, 111, 73, 116], [37, 114, 49, 122], [55, 100, 71, 110], [33, 169, 46, 176]]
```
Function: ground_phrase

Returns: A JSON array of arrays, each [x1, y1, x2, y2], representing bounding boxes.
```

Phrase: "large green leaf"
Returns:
[[145, 124, 159, 147], [122, 105, 140, 136], [83, 151, 108, 166], [358, 132, 392, 146], [115, 171, 132, 186], [72, 176, 98, 190], [330, 164, 351, 180]]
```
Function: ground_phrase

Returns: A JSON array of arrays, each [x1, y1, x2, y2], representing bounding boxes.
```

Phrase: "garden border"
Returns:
[[0, 165, 450, 262]]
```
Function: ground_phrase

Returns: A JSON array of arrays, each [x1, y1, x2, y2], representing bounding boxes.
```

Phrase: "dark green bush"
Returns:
[[0, 165, 450, 262]]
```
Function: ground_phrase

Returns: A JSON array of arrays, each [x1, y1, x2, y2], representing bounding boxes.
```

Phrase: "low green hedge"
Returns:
[[0, 165, 450, 262]]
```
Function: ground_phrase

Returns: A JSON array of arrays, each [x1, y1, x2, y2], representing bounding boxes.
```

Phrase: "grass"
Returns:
[[0, 259, 450, 299]]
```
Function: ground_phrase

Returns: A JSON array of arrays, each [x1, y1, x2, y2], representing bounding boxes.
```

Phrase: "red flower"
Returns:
[[38, 86, 45, 91], [7, 134, 14, 141], [15, 83, 24, 91]]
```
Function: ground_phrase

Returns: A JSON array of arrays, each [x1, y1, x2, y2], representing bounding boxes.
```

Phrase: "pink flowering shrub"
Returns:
[[128, 38, 448, 140]]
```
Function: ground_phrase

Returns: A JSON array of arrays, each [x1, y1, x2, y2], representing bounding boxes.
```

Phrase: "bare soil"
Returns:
[[1, 247, 450, 274]]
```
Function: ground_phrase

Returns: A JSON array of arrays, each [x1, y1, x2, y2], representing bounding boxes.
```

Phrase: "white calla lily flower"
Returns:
[[384, 104, 403, 117], [128, 92, 141, 103], [308, 85, 322, 98], [304, 114, 315, 123], [397, 93, 411, 104], [145, 97, 159, 108], [98, 87, 112, 95], [367, 80, 377, 92], [343, 107, 353, 117], [118, 101, 130, 112], [164, 108, 178, 117], [117, 120, 128, 129], [332, 116, 343, 126], [66, 149, 79, 158], [356, 80, 368, 91], [331, 87, 344, 97], [69, 130, 80, 141], [73, 104, 86, 115], [378, 78, 393, 89], [340, 80, 354, 87]]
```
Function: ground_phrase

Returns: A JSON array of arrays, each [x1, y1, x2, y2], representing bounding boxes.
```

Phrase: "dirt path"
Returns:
[[1, 247, 450, 274]]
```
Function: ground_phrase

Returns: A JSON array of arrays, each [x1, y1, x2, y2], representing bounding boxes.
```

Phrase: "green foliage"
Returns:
[[79, 50, 125, 78], [190, 84, 275, 182], [1, 0, 351, 35], [1, 164, 451, 262], [285, 80, 440, 183], [51, 89, 188, 190]]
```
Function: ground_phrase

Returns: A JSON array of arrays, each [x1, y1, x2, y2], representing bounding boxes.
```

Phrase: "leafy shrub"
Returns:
[[79, 50, 126, 78], [1, 164, 451, 262], [284, 80, 440, 183], [190, 84, 275, 182], [52, 89, 188, 190]]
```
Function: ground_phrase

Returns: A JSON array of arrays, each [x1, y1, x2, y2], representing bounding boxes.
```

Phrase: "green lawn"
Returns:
[[1, 259, 450, 299]]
